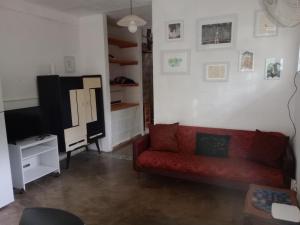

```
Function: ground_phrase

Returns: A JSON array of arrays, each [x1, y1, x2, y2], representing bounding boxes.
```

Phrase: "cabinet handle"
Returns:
[[69, 139, 85, 147], [89, 133, 103, 139], [23, 163, 30, 169]]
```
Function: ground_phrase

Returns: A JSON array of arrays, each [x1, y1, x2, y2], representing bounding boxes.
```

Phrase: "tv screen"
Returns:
[[4, 107, 47, 143]]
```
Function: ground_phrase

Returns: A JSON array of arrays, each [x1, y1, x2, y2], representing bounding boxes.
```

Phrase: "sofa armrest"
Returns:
[[132, 134, 150, 171], [282, 144, 296, 186]]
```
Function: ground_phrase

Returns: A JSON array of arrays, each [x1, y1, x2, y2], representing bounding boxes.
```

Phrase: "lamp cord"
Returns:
[[288, 71, 299, 143], [130, 0, 133, 15]]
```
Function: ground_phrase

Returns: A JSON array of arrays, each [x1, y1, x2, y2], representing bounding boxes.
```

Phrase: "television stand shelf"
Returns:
[[8, 135, 60, 192]]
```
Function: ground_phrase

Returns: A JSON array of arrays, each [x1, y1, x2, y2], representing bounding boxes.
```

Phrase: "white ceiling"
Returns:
[[107, 5, 152, 27], [25, 0, 152, 16]]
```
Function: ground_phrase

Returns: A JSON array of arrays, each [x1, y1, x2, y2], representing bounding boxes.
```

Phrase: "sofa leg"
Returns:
[[135, 171, 142, 179]]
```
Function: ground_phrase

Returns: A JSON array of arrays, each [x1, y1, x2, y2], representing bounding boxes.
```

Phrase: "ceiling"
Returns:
[[107, 5, 152, 27], [25, 0, 152, 16]]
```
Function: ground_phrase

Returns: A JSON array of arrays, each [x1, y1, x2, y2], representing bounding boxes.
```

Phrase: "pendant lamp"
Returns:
[[117, 0, 147, 33]]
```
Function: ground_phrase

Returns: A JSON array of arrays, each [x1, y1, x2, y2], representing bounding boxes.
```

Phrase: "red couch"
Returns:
[[133, 125, 295, 190]]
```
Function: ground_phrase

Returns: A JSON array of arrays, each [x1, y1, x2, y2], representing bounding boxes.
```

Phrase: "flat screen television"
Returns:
[[4, 107, 47, 143]]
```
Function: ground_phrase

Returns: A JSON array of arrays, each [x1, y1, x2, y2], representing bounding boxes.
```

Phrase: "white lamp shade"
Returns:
[[117, 15, 147, 27], [128, 21, 138, 33]]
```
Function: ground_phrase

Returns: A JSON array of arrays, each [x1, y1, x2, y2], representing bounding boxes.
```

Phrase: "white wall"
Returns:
[[294, 76, 300, 196], [79, 15, 112, 152], [292, 32, 300, 196], [0, 1, 113, 151], [153, 0, 299, 136], [0, 0, 80, 110]]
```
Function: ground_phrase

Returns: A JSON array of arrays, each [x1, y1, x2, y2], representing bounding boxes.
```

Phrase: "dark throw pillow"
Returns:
[[149, 123, 179, 152], [195, 133, 230, 158], [248, 130, 289, 168]]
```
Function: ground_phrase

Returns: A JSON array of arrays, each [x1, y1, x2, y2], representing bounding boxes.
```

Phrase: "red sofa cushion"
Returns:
[[176, 126, 255, 159], [137, 150, 284, 188], [149, 123, 179, 152], [248, 130, 289, 168]]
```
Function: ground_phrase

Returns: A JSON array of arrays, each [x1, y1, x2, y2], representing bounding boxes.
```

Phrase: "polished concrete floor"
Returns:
[[0, 147, 246, 225]]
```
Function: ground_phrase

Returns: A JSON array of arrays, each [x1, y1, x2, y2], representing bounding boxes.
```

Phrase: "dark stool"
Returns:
[[19, 208, 85, 225]]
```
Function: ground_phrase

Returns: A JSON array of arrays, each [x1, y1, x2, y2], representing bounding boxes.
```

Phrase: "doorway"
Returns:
[[142, 28, 154, 130]]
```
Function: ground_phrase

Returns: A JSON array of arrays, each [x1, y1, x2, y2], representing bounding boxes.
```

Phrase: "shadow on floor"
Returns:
[[0, 147, 246, 225]]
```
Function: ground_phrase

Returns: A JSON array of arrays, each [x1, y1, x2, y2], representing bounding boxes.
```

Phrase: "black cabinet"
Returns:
[[37, 75, 105, 167], [82, 76, 105, 141]]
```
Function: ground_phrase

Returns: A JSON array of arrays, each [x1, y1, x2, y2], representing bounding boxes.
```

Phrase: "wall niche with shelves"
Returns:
[[107, 25, 144, 147]]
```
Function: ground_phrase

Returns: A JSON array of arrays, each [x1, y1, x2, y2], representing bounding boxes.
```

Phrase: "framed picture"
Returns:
[[265, 58, 283, 80], [254, 10, 278, 37], [161, 49, 191, 75], [197, 14, 238, 50], [239, 50, 254, 72], [64, 56, 76, 73], [166, 20, 184, 41], [204, 62, 230, 81]]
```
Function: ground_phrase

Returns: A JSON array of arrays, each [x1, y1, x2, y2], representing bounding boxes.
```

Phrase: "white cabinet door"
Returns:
[[64, 90, 87, 152], [111, 107, 140, 147], [0, 113, 14, 207], [83, 77, 101, 123], [90, 89, 97, 122], [83, 77, 101, 89], [69, 90, 79, 126]]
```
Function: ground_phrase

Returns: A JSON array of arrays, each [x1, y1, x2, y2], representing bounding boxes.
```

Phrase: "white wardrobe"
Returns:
[[0, 78, 14, 208]]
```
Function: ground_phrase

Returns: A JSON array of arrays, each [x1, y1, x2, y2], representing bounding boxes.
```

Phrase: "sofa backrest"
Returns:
[[176, 125, 287, 160]]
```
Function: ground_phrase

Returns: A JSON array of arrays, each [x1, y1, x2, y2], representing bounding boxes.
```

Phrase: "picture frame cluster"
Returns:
[[161, 10, 282, 81]]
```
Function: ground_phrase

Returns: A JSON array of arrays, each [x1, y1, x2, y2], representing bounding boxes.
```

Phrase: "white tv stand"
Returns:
[[8, 135, 60, 192]]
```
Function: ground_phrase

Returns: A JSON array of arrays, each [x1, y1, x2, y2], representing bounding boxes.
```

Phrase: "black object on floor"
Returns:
[[19, 208, 84, 225]]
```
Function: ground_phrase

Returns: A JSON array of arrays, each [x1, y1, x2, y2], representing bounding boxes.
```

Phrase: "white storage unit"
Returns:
[[0, 78, 14, 208], [9, 135, 60, 191], [111, 106, 140, 146]]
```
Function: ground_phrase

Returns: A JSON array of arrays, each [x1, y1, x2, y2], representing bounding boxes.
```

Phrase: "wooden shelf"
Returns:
[[22, 144, 56, 160], [110, 83, 138, 87], [111, 103, 139, 112], [108, 37, 137, 48], [109, 59, 138, 66], [24, 165, 57, 184]]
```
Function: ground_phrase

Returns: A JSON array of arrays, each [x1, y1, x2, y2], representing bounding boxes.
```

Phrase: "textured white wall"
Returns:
[[152, 0, 299, 136], [0, 0, 80, 110], [0, 3, 113, 151], [292, 35, 300, 196], [294, 75, 300, 196]]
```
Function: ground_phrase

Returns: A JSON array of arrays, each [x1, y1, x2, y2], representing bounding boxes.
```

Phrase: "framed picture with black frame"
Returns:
[[197, 14, 238, 51], [166, 20, 184, 41]]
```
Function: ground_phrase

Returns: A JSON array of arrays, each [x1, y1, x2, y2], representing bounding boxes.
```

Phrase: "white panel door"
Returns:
[[0, 79, 4, 112], [0, 113, 14, 207]]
